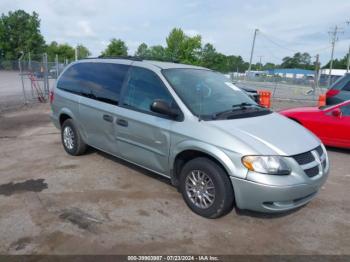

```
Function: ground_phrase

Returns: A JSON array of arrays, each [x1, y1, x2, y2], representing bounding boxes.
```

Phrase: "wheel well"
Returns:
[[172, 150, 229, 187], [59, 113, 71, 126]]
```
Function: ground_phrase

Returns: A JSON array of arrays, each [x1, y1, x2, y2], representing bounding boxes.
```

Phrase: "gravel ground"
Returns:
[[0, 102, 349, 255]]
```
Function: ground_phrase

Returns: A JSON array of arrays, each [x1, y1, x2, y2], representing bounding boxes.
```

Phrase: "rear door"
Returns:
[[115, 66, 179, 175], [77, 62, 131, 155]]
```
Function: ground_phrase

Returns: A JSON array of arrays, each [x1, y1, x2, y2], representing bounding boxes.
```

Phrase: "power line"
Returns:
[[259, 33, 299, 53], [328, 25, 344, 86], [260, 31, 316, 47]]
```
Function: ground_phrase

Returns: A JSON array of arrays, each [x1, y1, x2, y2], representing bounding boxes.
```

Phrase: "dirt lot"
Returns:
[[0, 103, 349, 255]]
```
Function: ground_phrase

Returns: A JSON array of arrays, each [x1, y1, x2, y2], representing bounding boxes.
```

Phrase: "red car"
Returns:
[[279, 100, 350, 149]]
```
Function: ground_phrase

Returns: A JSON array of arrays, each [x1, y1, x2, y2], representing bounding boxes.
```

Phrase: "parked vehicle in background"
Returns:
[[50, 58, 329, 218], [238, 85, 260, 103], [279, 100, 350, 149], [224, 75, 260, 103], [49, 64, 66, 78], [326, 73, 350, 105]]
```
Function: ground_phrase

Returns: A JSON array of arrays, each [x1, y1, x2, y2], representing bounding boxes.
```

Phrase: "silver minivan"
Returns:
[[50, 58, 329, 218]]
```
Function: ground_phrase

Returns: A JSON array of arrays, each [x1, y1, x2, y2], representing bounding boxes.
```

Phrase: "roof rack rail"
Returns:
[[88, 55, 143, 61]]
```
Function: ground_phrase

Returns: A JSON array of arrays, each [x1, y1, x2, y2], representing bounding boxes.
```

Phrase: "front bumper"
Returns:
[[230, 168, 329, 213]]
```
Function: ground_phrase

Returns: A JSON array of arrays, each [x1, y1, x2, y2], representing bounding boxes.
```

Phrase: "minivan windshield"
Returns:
[[162, 68, 270, 120]]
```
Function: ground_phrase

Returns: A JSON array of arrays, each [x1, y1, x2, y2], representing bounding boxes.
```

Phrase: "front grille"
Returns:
[[292, 146, 327, 178], [304, 166, 319, 177], [292, 151, 315, 165], [315, 145, 323, 156]]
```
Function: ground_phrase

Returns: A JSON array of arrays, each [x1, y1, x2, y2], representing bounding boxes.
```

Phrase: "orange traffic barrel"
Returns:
[[258, 90, 271, 108], [318, 94, 326, 107]]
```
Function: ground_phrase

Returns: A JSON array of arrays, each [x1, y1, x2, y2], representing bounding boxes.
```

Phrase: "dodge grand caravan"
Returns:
[[50, 57, 329, 218]]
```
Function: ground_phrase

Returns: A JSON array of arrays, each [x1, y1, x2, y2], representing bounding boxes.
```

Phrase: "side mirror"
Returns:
[[331, 108, 342, 118], [150, 99, 180, 119]]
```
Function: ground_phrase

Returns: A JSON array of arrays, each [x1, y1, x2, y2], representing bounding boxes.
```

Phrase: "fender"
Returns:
[[170, 140, 238, 178], [58, 107, 88, 142]]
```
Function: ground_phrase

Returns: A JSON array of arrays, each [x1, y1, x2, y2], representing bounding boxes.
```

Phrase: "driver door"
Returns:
[[319, 104, 350, 147], [115, 66, 178, 175]]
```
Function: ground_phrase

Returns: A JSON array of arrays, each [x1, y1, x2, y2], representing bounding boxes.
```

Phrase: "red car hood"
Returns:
[[279, 107, 320, 115]]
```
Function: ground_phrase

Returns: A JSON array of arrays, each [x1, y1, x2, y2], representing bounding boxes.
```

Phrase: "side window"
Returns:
[[57, 64, 88, 95], [342, 81, 350, 91], [331, 74, 350, 90], [79, 63, 129, 104], [122, 67, 174, 113], [57, 62, 129, 105], [340, 104, 350, 116]]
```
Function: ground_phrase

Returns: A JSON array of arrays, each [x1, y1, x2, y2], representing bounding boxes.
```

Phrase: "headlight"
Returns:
[[242, 155, 291, 175]]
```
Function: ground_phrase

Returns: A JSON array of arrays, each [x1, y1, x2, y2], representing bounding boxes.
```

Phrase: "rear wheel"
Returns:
[[179, 157, 234, 218], [61, 119, 87, 156]]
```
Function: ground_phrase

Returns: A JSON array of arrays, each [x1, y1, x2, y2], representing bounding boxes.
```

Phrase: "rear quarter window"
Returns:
[[57, 62, 129, 105], [57, 64, 86, 95]]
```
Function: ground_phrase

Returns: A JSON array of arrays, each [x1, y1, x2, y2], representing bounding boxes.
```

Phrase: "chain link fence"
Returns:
[[0, 54, 68, 111], [0, 55, 337, 112], [231, 74, 329, 103]]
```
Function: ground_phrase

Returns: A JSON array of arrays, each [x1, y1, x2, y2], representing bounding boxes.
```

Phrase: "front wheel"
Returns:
[[179, 157, 234, 218], [61, 119, 87, 156]]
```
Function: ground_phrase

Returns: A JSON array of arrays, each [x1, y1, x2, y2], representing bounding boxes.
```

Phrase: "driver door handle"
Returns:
[[103, 114, 113, 122], [116, 119, 128, 127]]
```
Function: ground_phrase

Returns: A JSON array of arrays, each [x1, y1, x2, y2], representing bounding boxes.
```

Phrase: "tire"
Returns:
[[179, 157, 234, 218], [61, 119, 87, 156]]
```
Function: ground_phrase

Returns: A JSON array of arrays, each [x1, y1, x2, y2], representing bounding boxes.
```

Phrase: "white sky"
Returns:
[[1, 0, 350, 64]]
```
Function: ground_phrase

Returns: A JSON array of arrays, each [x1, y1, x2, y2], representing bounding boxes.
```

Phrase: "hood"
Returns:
[[208, 112, 320, 156], [279, 106, 320, 114]]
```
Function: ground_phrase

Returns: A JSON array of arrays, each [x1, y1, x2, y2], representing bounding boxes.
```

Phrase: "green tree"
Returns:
[[200, 43, 217, 69], [135, 43, 168, 61], [148, 45, 167, 61], [323, 53, 348, 69], [46, 41, 59, 61], [46, 41, 75, 62], [135, 42, 150, 58], [281, 52, 313, 70], [166, 28, 201, 64], [199, 44, 248, 73], [262, 62, 276, 70], [77, 44, 91, 59], [101, 38, 128, 57], [46, 42, 90, 62], [0, 10, 45, 60]]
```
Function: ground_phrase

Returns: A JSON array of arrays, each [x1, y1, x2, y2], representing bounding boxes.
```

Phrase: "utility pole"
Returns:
[[314, 54, 320, 91], [247, 29, 259, 77], [55, 54, 59, 79], [258, 55, 263, 70], [347, 45, 350, 73], [75, 46, 78, 61], [328, 25, 342, 86], [28, 52, 32, 71], [346, 21, 350, 73]]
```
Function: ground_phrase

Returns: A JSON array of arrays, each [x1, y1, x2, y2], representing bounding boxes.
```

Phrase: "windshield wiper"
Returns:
[[212, 103, 266, 120], [232, 102, 263, 109]]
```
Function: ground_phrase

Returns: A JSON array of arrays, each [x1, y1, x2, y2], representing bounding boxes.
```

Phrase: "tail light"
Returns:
[[49, 90, 54, 104], [326, 89, 340, 98]]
